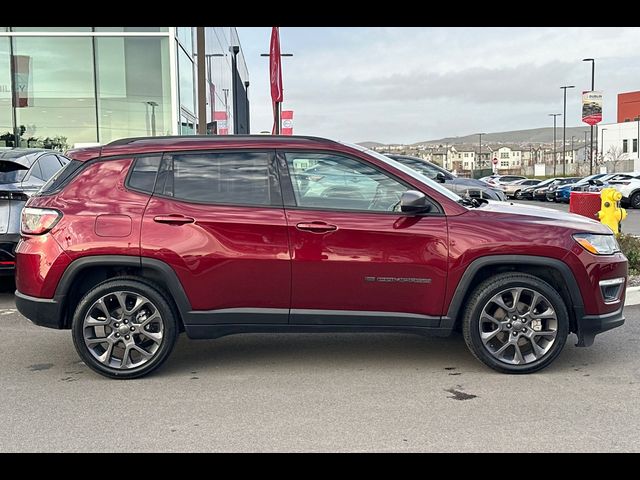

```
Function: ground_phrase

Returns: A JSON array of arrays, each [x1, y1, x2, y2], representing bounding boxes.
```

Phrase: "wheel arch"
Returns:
[[443, 255, 583, 333], [55, 255, 191, 329]]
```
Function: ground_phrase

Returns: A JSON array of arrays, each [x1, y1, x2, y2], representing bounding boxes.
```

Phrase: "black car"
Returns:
[[385, 154, 506, 201], [542, 177, 582, 201], [0, 148, 69, 273]]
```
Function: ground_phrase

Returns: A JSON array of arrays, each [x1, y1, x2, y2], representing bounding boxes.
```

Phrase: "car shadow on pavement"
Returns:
[[0, 276, 15, 293]]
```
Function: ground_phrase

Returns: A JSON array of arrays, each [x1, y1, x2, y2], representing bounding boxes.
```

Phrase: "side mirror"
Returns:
[[400, 190, 432, 214], [435, 172, 446, 183]]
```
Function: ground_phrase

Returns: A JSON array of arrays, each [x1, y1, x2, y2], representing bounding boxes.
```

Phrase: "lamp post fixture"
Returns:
[[560, 85, 575, 176], [583, 58, 596, 174], [549, 114, 562, 176]]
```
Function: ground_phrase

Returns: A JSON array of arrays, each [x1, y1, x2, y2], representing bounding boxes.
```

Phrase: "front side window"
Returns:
[[156, 151, 279, 206], [285, 152, 408, 212]]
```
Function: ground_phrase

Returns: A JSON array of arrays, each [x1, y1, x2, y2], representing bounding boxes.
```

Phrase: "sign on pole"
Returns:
[[582, 91, 603, 126], [282, 110, 294, 135]]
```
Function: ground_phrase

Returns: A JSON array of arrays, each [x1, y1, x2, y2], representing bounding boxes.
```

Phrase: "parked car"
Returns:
[[520, 178, 557, 200], [607, 174, 640, 208], [0, 148, 68, 274], [554, 173, 611, 203], [15, 135, 627, 378], [499, 179, 541, 199], [544, 177, 582, 202], [385, 154, 506, 201], [481, 174, 527, 187]]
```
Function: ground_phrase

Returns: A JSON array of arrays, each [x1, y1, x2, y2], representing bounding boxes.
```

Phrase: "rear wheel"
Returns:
[[462, 273, 569, 374], [514, 190, 522, 199], [71, 278, 178, 379], [630, 191, 640, 209]]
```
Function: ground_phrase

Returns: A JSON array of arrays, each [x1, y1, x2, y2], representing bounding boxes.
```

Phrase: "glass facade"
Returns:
[[0, 27, 249, 149]]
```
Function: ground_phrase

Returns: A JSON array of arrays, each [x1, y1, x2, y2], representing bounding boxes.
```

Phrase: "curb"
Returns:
[[625, 286, 640, 306]]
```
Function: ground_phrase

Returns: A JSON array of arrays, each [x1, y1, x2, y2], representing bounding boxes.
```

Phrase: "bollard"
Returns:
[[596, 187, 627, 235]]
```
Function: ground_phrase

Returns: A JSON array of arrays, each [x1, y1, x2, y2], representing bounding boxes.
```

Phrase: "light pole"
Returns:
[[584, 131, 588, 162], [549, 114, 561, 176], [560, 85, 575, 176], [583, 58, 596, 174], [571, 135, 576, 164], [146, 101, 158, 136], [477, 133, 486, 176], [601, 128, 608, 164]]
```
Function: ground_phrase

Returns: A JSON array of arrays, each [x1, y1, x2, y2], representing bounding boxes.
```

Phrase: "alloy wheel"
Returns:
[[82, 291, 164, 369], [478, 287, 558, 365]]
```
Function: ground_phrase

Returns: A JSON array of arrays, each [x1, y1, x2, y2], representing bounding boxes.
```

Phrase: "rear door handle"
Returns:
[[295, 222, 338, 233], [153, 215, 195, 225]]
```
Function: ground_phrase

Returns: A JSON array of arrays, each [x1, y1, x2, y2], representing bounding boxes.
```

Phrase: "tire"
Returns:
[[630, 191, 640, 209], [462, 272, 569, 374], [71, 277, 179, 379], [514, 190, 522, 200]]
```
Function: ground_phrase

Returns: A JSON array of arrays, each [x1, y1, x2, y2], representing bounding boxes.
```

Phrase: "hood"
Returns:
[[471, 200, 612, 234], [452, 177, 497, 189]]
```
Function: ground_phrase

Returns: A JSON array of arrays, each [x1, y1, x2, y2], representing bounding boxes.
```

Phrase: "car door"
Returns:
[[140, 149, 291, 324], [278, 150, 448, 326]]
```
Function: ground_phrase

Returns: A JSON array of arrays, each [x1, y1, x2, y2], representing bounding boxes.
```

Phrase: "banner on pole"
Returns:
[[582, 91, 603, 126]]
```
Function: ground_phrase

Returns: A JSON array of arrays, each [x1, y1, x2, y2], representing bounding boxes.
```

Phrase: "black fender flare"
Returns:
[[442, 255, 583, 328]]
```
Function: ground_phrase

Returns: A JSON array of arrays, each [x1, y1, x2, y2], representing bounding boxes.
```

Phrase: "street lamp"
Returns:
[[146, 101, 158, 136], [583, 58, 596, 174], [549, 114, 562, 176], [477, 133, 486, 176], [560, 85, 575, 176], [571, 135, 576, 164], [601, 128, 608, 164], [584, 131, 588, 162]]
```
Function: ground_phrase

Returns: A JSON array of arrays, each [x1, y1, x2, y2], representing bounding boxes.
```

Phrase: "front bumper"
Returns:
[[15, 290, 65, 329], [575, 305, 625, 347]]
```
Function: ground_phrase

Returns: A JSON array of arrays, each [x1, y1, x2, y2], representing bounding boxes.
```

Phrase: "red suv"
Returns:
[[15, 136, 627, 378]]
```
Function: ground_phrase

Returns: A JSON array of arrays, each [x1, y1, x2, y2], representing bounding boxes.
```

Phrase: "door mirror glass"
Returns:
[[435, 172, 447, 183], [400, 190, 432, 214]]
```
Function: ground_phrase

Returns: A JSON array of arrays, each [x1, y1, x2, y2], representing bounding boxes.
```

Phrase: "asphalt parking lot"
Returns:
[[1, 277, 639, 452], [511, 199, 640, 235]]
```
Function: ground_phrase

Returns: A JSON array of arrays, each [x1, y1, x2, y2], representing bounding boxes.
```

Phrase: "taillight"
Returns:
[[21, 207, 62, 235], [0, 191, 29, 201]]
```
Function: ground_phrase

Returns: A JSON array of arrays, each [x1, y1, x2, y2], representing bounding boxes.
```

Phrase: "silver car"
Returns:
[[0, 148, 69, 274]]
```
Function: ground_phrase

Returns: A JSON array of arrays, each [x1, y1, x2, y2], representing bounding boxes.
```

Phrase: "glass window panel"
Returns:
[[285, 153, 407, 212], [29, 159, 44, 180], [128, 155, 161, 193], [10, 27, 92, 32], [39, 153, 63, 179], [12, 37, 97, 149], [160, 152, 277, 206], [178, 45, 195, 114], [95, 27, 168, 32], [0, 37, 13, 146], [177, 27, 193, 56], [95, 36, 171, 142], [180, 112, 195, 135]]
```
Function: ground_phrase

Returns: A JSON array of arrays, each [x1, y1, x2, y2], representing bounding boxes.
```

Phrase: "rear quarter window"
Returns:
[[37, 160, 85, 195]]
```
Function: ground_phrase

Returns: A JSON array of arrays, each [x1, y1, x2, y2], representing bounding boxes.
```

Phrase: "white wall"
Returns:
[[599, 121, 640, 162]]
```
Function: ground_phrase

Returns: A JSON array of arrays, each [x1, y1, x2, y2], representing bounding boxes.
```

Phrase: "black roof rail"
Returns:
[[105, 135, 340, 147]]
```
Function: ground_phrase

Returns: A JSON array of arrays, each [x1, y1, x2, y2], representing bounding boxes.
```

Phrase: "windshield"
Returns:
[[535, 178, 556, 188], [342, 142, 463, 203], [0, 161, 28, 184]]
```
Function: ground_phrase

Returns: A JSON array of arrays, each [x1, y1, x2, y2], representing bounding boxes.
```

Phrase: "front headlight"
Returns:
[[573, 233, 620, 255]]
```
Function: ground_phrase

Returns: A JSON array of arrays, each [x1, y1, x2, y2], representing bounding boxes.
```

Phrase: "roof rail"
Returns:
[[105, 135, 339, 147]]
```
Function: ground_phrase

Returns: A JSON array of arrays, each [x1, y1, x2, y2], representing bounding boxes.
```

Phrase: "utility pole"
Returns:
[[583, 58, 596, 174], [549, 114, 562, 177], [560, 85, 575, 176]]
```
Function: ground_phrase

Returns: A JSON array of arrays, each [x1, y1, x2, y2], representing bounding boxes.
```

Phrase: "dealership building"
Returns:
[[0, 27, 250, 150]]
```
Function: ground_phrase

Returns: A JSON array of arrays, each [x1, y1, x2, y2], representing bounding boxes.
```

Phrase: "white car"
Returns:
[[607, 173, 640, 208]]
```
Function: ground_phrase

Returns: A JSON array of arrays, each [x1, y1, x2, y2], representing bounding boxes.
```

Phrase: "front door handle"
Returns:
[[295, 222, 338, 233], [153, 215, 195, 225]]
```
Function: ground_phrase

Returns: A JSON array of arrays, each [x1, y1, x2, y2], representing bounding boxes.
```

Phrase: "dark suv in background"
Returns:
[[386, 154, 506, 201], [15, 136, 626, 379], [0, 148, 68, 273]]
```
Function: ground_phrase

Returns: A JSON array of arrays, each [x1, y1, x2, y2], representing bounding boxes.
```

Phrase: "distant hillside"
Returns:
[[357, 141, 385, 148], [413, 127, 591, 146]]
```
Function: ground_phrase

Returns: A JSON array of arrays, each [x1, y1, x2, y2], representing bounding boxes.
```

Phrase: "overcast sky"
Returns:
[[237, 27, 640, 144]]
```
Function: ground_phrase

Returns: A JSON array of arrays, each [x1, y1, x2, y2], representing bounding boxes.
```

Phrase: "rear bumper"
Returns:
[[575, 305, 625, 347], [0, 234, 19, 274], [15, 290, 65, 329]]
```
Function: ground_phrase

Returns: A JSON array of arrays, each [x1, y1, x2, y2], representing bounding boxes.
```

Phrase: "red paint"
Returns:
[[15, 136, 627, 321], [618, 91, 640, 123]]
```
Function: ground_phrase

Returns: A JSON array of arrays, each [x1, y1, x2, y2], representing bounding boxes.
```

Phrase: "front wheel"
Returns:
[[462, 273, 569, 374], [71, 278, 178, 379], [630, 192, 640, 209], [514, 190, 522, 199]]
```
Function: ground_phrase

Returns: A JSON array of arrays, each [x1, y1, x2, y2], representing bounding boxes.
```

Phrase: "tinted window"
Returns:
[[157, 151, 278, 206], [39, 160, 85, 195], [0, 161, 28, 184], [392, 157, 441, 179], [285, 152, 407, 212], [29, 160, 44, 180], [128, 156, 161, 193], [39, 154, 63, 180]]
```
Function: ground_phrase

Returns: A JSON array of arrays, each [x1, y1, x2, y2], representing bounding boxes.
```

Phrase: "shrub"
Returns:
[[618, 234, 640, 275]]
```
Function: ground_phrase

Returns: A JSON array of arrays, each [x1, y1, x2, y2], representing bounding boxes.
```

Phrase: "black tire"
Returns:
[[462, 272, 569, 374], [514, 190, 522, 199], [630, 191, 640, 209], [71, 277, 179, 379]]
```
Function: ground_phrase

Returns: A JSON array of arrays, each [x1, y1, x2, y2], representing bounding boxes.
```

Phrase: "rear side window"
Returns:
[[38, 160, 85, 195], [39, 154, 63, 180], [155, 151, 280, 206], [0, 161, 28, 184], [127, 155, 162, 193]]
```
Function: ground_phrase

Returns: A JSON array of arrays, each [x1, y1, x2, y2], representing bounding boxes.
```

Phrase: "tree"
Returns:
[[605, 145, 629, 173]]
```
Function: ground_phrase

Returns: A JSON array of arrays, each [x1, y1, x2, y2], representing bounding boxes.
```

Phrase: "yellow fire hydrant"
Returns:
[[596, 187, 627, 235]]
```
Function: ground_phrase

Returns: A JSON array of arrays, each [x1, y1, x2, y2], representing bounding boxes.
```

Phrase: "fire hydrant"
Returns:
[[596, 187, 627, 235]]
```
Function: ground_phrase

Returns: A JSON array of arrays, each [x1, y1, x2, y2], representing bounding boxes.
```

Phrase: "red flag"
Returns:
[[269, 27, 283, 103]]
